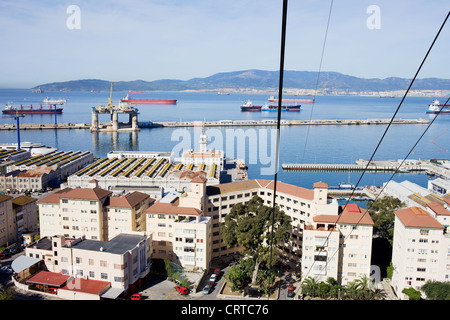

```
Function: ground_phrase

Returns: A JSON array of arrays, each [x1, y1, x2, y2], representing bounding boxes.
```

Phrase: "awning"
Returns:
[[11, 255, 41, 273], [100, 287, 124, 299]]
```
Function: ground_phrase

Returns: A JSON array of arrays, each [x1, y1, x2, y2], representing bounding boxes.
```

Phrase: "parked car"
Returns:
[[202, 284, 211, 295], [175, 285, 189, 295], [287, 285, 295, 298], [130, 293, 142, 300], [45, 288, 57, 294], [0, 253, 5, 260], [0, 266, 12, 274], [209, 274, 217, 283], [213, 268, 221, 276]]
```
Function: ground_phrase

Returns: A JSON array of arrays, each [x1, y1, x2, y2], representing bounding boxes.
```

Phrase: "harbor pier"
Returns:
[[0, 118, 429, 131]]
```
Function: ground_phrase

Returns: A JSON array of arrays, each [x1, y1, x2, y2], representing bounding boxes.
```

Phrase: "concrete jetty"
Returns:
[[0, 118, 428, 131], [282, 159, 450, 179]]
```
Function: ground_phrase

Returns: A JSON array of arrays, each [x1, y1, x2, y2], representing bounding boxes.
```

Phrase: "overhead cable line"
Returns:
[[302, 10, 449, 282], [269, 0, 288, 273], [300, 0, 334, 166]]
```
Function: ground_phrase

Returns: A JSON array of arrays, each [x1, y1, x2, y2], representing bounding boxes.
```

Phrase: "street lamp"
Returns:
[[14, 110, 25, 150]]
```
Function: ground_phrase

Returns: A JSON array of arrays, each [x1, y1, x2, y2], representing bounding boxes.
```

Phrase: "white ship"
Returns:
[[0, 142, 57, 156], [43, 97, 67, 105]]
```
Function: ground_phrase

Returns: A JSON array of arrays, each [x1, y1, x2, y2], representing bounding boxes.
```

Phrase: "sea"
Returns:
[[0, 89, 448, 199]]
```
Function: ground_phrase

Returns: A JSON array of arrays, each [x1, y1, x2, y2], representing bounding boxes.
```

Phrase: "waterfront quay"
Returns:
[[282, 159, 450, 179], [0, 117, 429, 130]]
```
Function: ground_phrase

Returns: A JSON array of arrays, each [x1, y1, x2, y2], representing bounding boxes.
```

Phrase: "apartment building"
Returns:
[[392, 206, 450, 299], [25, 232, 152, 298], [146, 177, 211, 271], [204, 180, 340, 262], [302, 203, 374, 285], [38, 187, 151, 241], [12, 195, 38, 236], [0, 194, 14, 247], [0, 194, 38, 247]]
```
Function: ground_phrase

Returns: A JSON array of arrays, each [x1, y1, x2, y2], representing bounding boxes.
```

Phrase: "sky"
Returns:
[[0, 0, 449, 88]]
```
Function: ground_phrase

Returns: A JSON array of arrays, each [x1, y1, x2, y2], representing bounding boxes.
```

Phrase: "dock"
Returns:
[[0, 118, 429, 130], [282, 159, 450, 179]]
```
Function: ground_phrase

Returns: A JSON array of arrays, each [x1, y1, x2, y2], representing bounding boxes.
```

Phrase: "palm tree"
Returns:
[[301, 277, 320, 298]]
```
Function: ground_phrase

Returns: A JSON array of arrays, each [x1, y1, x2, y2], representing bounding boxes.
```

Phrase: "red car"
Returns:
[[213, 268, 221, 276], [130, 293, 142, 300], [175, 285, 189, 295]]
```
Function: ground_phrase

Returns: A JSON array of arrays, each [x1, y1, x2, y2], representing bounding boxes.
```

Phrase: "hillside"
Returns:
[[33, 70, 450, 92]]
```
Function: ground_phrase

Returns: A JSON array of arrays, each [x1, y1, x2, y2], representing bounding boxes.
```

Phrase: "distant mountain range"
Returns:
[[32, 69, 450, 92]]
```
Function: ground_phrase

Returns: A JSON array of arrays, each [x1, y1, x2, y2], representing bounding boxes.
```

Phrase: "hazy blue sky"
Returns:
[[0, 0, 449, 88]]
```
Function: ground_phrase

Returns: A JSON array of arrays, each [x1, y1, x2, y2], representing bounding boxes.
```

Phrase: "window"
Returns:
[[100, 260, 107, 267], [101, 273, 108, 280], [75, 257, 82, 264]]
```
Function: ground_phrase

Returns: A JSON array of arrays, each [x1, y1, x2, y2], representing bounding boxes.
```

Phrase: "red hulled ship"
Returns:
[[120, 94, 177, 105]]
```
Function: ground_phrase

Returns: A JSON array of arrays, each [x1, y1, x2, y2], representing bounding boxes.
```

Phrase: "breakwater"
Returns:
[[0, 118, 429, 130]]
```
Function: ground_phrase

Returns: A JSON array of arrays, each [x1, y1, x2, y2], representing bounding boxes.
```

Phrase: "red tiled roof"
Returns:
[[38, 188, 73, 204], [108, 191, 151, 208], [191, 175, 207, 183], [38, 187, 112, 204], [145, 201, 201, 216], [313, 204, 374, 226], [257, 179, 315, 200], [60, 277, 110, 295], [395, 207, 444, 229], [313, 181, 329, 189], [427, 202, 450, 216], [26, 271, 70, 287]]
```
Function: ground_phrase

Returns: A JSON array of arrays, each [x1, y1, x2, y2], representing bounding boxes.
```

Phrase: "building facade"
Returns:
[[302, 203, 374, 285], [25, 232, 152, 297], [38, 187, 152, 241], [392, 206, 450, 299], [145, 178, 211, 271]]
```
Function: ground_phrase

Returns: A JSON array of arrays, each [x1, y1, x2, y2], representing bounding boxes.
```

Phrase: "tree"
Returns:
[[402, 287, 422, 300], [301, 277, 320, 298], [225, 259, 255, 292], [222, 196, 292, 282], [0, 284, 13, 300], [255, 267, 277, 297], [367, 196, 405, 244], [421, 281, 450, 300]]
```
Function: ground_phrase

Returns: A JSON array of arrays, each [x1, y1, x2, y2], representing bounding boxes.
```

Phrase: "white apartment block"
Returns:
[[25, 232, 152, 298], [392, 206, 450, 300], [204, 180, 340, 262], [146, 177, 211, 271], [302, 203, 374, 285], [38, 187, 151, 241]]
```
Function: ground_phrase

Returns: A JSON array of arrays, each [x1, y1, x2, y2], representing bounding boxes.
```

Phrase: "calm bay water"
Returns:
[[0, 89, 448, 190]]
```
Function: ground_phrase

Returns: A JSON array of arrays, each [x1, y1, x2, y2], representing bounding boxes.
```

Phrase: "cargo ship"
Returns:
[[426, 99, 450, 114], [120, 94, 177, 105], [268, 95, 314, 103], [2, 104, 63, 115], [240, 100, 262, 112], [262, 104, 301, 112]]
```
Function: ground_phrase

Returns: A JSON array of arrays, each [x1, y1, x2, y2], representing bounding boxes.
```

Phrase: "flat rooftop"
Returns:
[[67, 233, 147, 255]]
